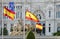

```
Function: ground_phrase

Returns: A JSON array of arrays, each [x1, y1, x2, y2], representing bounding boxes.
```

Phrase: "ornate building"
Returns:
[[0, 0, 60, 37]]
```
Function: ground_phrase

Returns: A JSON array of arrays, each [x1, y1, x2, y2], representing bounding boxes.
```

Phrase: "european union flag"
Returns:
[[9, 2, 15, 11]]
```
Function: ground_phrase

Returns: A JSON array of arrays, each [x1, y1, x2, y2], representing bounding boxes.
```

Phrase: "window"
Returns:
[[49, 24, 51, 32], [16, 6, 22, 9], [57, 27, 60, 32], [16, 12, 20, 18], [56, 5, 60, 18], [49, 10, 51, 17], [20, 12, 22, 18], [16, 6, 22, 19], [10, 24, 13, 32], [37, 14, 41, 19], [56, 5, 60, 7], [0, 20, 2, 27], [56, 11, 60, 18], [49, 24, 51, 26], [49, 27, 51, 32], [39, 14, 41, 19], [57, 23, 60, 32], [16, 6, 22, 12]]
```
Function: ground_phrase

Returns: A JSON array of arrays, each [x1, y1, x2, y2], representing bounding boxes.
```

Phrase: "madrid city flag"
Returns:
[[36, 23, 43, 30], [3, 6, 15, 20], [25, 10, 39, 22]]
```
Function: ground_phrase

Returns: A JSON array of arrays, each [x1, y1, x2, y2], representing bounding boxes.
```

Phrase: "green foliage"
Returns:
[[10, 26, 13, 32], [3, 27, 8, 35], [53, 31, 60, 36], [0, 28, 2, 35], [26, 31, 35, 39]]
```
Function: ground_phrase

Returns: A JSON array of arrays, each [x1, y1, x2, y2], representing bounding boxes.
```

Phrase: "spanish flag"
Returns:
[[36, 23, 43, 30], [3, 7, 15, 20], [25, 10, 39, 22]]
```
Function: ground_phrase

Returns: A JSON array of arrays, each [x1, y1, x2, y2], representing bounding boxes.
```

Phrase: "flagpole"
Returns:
[[22, 0, 26, 39], [2, 0, 3, 39], [30, 0, 36, 37]]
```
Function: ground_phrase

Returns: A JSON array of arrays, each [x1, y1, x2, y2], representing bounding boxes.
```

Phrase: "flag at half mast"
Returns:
[[3, 6, 15, 20]]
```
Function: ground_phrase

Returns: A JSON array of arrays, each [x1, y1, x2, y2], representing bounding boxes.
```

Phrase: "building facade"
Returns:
[[0, 0, 60, 37]]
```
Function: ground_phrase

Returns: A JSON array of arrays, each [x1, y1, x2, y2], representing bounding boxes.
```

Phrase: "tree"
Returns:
[[3, 27, 8, 35], [26, 31, 35, 39]]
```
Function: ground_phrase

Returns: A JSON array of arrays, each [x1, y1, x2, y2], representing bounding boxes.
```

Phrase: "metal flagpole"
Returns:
[[23, 0, 29, 39], [22, 0, 26, 39], [24, 0, 27, 39], [30, 0, 36, 37], [2, 0, 3, 39]]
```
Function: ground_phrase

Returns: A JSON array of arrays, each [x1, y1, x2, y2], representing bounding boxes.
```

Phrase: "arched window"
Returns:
[[49, 10, 51, 17], [39, 14, 41, 19], [37, 14, 41, 19]]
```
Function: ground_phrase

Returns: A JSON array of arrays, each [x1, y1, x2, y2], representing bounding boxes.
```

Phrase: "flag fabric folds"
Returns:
[[3, 7, 15, 20], [25, 10, 39, 22], [25, 10, 43, 30], [36, 23, 43, 30]]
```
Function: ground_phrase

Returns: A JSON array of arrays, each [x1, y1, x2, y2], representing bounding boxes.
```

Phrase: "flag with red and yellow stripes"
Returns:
[[36, 23, 43, 30], [25, 10, 39, 22], [3, 7, 15, 20]]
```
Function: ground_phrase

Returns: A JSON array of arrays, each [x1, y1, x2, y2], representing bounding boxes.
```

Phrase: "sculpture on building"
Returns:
[[10, 19, 23, 36]]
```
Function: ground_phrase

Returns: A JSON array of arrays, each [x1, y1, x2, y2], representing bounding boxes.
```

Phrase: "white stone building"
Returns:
[[0, 0, 60, 36]]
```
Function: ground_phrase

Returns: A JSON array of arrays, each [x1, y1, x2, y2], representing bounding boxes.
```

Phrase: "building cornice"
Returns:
[[0, 2, 56, 4]]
